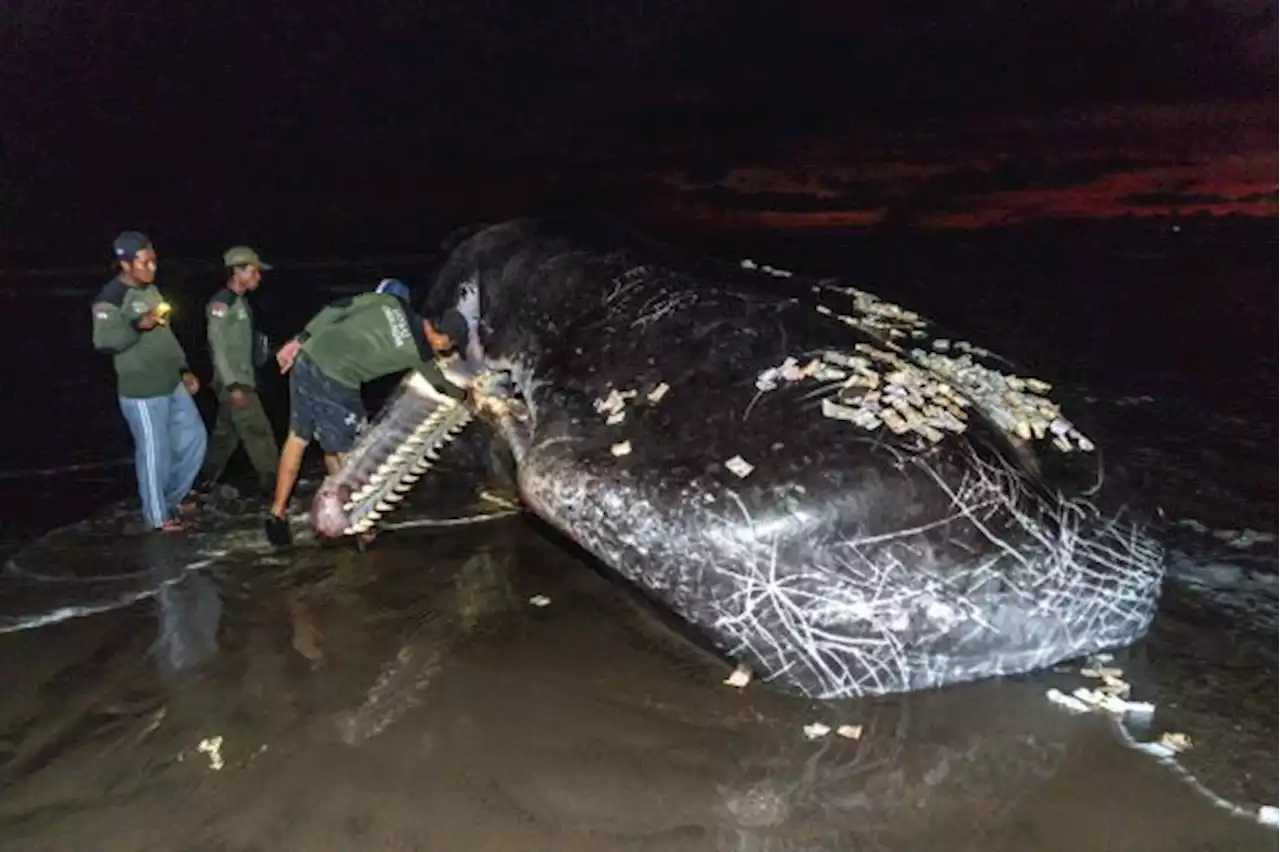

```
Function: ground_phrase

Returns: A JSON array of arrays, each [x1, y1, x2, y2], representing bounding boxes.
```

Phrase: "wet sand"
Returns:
[[0, 507, 1275, 852]]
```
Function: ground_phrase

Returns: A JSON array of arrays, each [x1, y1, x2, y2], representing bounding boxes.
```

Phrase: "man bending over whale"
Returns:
[[264, 279, 465, 547]]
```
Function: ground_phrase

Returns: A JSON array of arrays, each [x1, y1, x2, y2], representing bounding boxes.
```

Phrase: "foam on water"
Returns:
[[0, 486, 521, 635], [1160, 516, 1279, 633]]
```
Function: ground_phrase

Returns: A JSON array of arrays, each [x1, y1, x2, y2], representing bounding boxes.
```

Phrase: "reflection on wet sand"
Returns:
[[0, 518, 1274, 852], [144, 534, 224, 678]]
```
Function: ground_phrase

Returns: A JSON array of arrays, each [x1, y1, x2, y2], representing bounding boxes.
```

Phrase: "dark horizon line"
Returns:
[[2, 211, 1274, 280]]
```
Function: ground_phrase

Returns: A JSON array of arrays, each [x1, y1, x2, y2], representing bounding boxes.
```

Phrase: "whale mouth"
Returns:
[[310, 372, 474, 538]]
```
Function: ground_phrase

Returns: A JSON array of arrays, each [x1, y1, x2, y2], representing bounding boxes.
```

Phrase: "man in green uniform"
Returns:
[[92, 231, 207, 533], [196, 245, 281, 497], [264, 279, 466, 546]]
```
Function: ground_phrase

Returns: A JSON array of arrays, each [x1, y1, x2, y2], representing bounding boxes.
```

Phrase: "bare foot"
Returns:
[[160, 518, 187, 534]]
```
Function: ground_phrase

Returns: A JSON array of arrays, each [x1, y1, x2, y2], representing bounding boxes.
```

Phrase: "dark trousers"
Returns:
[[199, 388, 281, 493]]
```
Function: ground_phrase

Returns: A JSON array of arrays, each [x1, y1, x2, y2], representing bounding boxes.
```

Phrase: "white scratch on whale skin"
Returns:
[[518, 421, 1163, 701]]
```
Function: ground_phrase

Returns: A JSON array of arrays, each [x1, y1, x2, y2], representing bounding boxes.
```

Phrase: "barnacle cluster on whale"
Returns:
[[748, 276, 1096, 454]]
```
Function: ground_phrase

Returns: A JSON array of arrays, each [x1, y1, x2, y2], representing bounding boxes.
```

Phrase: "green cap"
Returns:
[[222, 245, 273, 270]]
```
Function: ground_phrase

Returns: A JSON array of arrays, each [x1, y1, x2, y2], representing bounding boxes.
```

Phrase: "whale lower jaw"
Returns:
[[310, 366, 535, 539], [310, 372, 474, 538]]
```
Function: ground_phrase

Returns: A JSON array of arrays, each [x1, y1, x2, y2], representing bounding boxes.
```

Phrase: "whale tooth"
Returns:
[[384, 493, 405, 503], [375, 501, 393, 512], [366, 510, 382, 522], [349, 519, 374, 535], [393, 483, 414, 494]]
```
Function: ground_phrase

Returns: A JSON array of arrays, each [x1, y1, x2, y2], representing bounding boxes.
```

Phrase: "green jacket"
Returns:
[[91, 278, 190, 399], [206, 287, 263, 392], [298, 292, 462, 396]]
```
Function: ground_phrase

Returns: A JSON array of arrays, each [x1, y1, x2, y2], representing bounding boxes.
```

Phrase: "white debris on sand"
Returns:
[[647, 382, 670, 403], [725, 456, 755, 478], [1044, 662, 1280, 829], [594, 388, 636, 415], [197, 736, 225, 771], [528, 595, 551, 608], [723, 663, 752, 688], [1066, 661, 1150, 715], [611, 441, 632, 457], [802, 721, 861, 740], [1045, 688, 1092, 715], [740, 258, 794, 278], [802, 722, 831, 740]]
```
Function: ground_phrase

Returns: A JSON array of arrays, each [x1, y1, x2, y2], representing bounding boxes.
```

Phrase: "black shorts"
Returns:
[[289, 353, 365, 453]]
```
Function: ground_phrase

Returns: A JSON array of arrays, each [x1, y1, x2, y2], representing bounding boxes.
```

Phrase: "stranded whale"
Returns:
[[309, 214, 1166, 699]]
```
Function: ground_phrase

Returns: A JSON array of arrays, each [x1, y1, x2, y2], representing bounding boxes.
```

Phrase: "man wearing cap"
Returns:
[[91, 231, 207, 533], [196, 246, 281, 497], [264, 279, 466, 546]]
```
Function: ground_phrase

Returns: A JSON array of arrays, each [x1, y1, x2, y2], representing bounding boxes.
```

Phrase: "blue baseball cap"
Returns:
[[112, 231, 152, 261], [435, 308, 470, 352], [376, 278, 411, 302]]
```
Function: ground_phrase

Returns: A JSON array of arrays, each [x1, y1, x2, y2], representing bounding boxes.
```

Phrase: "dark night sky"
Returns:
[[0, 1, 1274, 259]]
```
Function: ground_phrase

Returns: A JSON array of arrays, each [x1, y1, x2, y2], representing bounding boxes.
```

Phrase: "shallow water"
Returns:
[[0, 223, 1275, 850], [0, 512, 1274, 852]]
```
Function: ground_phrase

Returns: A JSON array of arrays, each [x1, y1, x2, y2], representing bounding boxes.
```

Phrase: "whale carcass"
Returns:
[[310, 215, 1166, 700]]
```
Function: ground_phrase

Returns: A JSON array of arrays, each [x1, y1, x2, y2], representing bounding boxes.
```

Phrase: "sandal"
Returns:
[[265, 514, 294, 548]]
